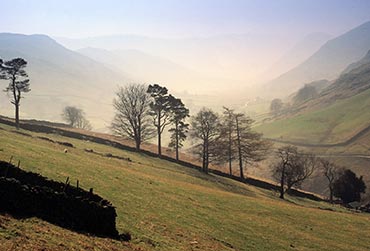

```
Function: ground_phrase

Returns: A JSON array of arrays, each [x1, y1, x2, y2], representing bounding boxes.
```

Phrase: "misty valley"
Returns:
[[0, 1, 370, 251]]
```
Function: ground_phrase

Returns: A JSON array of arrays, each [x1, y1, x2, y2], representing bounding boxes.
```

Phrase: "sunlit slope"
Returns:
[[256, 88, 370, 145], [0, 123, 370, 251]]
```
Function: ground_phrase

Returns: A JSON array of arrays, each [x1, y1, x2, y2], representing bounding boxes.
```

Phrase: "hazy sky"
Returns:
[[1, 0, 370, 39]]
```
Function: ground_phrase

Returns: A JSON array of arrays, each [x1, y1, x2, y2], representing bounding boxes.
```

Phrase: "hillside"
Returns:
[[1, 121, 370, 250], [257, 52, 370, 146], [0, 33, 128, 130], [342, 50, 370, 74], [264, 21, 370, 96], [263, 32, 332, 80]]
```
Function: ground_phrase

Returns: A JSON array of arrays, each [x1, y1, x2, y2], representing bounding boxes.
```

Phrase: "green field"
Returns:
[[256, 89, 370, 144], [0, 123, 370, 251]]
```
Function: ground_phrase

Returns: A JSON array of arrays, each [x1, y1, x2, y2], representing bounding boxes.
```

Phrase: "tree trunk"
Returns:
[[235, 116, 244, 179], [157, 114, 162, 157], [205, 143, 209, 174], [280, 167, 285, 199], [228, 128, 232, 176], [11, 76, 20, 130], [329, 185, 333, 203], [175, 123, 179, 161], [15, 104, 20, 130], [135, 139, 141, 151], [202, 141, 206, 172]]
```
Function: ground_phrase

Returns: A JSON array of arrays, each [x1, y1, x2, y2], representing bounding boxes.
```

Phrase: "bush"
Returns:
[[333, 169, 366, 203]]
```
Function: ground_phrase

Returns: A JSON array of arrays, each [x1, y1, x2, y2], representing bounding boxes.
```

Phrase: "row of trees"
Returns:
[[62, 106, 92, 130], [110, 83, 269, 179], [271, 145, 366, 202], [191, 107, 270, 177], [0, 58, 31, 129], [111, 84, 189, 161]]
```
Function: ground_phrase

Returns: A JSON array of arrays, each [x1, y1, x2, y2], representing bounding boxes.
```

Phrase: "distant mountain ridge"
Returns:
[[264, 21, 370, 97], [264, 32, 332, 80], [77, 47, 219, 93], [55, 33, 295, 85], [342, 49, 370, 74]]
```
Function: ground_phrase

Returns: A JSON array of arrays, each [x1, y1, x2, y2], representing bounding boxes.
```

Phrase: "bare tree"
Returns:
[[272, 146, 317, 199], [0, 58, 31, 129], [234, 113, 270, 180], [190, 108, 220, 173], [215, 107, 237, 176], [111, 84, 154, 151], [147, 84, 174, 157], [320, 159, 341, 203], [215, 107, 270, 179], [62, 106, 92, 130]]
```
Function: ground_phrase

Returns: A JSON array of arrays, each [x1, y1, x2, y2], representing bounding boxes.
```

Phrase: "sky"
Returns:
[[1, 0, 370, 39]]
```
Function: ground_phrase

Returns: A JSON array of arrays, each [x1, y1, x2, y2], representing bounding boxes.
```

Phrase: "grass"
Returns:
[[0, 123, 370, 251], [255, 89, 370, 144]]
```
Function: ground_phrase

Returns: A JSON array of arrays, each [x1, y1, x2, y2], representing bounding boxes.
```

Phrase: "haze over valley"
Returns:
[[1, 1, 370, 250]]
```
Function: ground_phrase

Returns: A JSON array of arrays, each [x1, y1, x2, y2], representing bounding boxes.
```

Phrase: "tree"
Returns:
[[234, 113, 270, 180], [333, 169, 366, 203], [0, 58, 31, 129], [215, 108, 270, 179], [111, 84, 154, 151], [147, 84, 174, 157], [293, 84, 318, 104], [272, 146, 317, 199], [270, 98, 283, 115], [168, 97, 189, 161], [320, 159, 341, 203], [216, 107, 237, 175], [190, 108, 220, 173], [62, 106, 92, 130]]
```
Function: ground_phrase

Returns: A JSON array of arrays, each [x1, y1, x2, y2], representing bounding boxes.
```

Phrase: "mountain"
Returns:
[[264, 21, 370, 97], [264, 32, 332, 80], [56, 33, 294, 85], [342, 49, 370, 74], [77, 47, 227, 93], [257, 57, 370, 147], [0, 33, 128, 130]]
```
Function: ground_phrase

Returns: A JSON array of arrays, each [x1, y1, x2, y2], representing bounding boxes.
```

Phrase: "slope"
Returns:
[[264, 21, 370, 96], [257, 52, 370, 147], [257, 88, 370, 145], [0, 33, 128, 130], [1, 122, 370, 251], [263, 32, 332, 80]]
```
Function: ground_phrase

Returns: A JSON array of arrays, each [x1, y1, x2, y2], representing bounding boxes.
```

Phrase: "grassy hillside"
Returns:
[[1, 123, 370, 250], [256, 88, 370, 145]]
